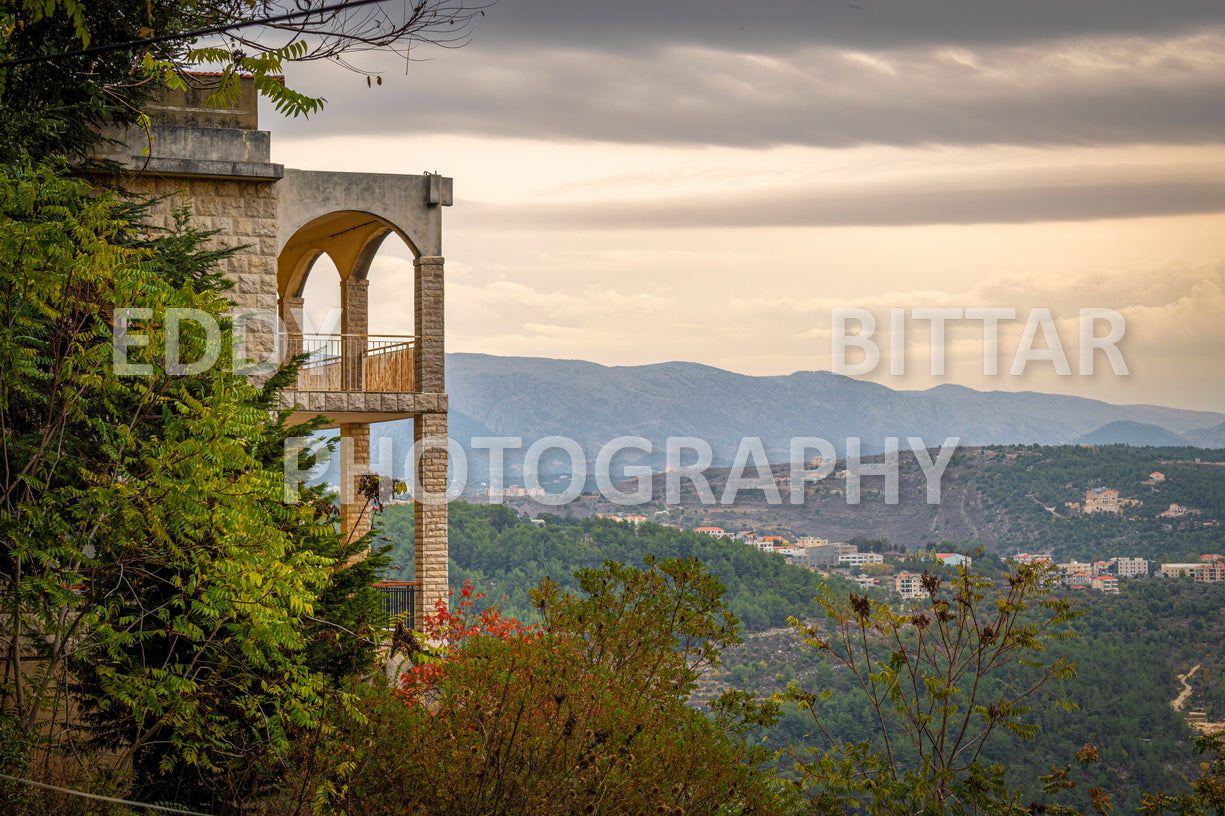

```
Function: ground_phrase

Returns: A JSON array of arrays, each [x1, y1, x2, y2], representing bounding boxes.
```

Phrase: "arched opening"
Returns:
[[365, 231, 416, 336], [277, 211, 418, 395], [300, 253, 342, 335]]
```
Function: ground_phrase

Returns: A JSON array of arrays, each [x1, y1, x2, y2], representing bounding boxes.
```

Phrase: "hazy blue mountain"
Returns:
[[363, 354, 1225, 481], [1073, 420, 1190, 447], [1186, 422, 1225, 448]]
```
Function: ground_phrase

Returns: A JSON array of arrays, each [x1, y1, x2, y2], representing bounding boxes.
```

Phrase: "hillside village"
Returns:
[[597, 514, 1225, 596]]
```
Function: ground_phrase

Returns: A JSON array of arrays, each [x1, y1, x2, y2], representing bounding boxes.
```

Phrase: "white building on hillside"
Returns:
[[840, 552, 884, 568]]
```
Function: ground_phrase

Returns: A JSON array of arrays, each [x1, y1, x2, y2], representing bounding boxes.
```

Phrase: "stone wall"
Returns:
[[117, 175, 279, 315], [113, 174, 281, 365]]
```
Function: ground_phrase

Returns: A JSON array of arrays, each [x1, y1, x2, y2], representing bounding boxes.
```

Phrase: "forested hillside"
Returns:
[[378, 500, 1225, 811], [969, 445, 1225, 561], [487, 443, 1225, 561], [379, 502, 860, 629], [719, 577, 1225, 811]]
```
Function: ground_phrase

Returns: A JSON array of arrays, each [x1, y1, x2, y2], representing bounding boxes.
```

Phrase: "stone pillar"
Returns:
[[414, 411, 449, 621], [280, 295, 305, 358], [339, 422, 371, 544], [414, 256, 445, 394], [341, 277, 369, 391]]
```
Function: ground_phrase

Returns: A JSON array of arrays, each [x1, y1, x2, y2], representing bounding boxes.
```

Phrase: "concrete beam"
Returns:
[[276, 391, 448, 428], [277, 169, 450, 259]]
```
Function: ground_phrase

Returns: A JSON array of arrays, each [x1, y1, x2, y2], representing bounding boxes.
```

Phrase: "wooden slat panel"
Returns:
[[364, 343, 414, 392], [297, 356, 340, 391]]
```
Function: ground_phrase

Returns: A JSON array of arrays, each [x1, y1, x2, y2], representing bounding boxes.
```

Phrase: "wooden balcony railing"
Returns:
[[288, 334, 415, 393], [374, 581, 417, 629]]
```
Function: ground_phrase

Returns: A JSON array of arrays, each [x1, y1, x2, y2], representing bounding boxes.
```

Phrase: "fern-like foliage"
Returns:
[[179, 41, 324, 118]]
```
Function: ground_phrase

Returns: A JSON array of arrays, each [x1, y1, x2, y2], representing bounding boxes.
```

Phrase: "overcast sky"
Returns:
[[268, 0, 1225, 415]]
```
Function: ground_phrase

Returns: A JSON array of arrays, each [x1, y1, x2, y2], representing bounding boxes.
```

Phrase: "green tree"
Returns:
[[781, 562, 1083, 815], [1139, 733, 1225, 816], [0, 162, 384, 810], [0, 0, 491, 161]]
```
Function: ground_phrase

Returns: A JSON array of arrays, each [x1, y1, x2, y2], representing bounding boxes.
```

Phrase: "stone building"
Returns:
[[788, 542, 858, 570], [1110, 557, 1150, 578], [1195, 562, 1225, 583], [94, 78, 450, 622], [894, 571, 924, 600], [1083, 487, 1121, 514]]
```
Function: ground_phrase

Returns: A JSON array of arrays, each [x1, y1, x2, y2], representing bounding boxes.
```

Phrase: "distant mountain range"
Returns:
[[1072, 420, 1193, 447], [1186, 422, 1225, 448], [347, 354, 1225, 482]]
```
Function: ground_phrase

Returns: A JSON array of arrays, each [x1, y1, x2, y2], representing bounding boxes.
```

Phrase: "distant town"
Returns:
[[593, 512, 1225, 597]]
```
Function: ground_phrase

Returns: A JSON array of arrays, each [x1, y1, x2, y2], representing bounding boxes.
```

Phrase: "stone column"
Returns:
[[280, 295, 305, 359], [341, 277, 369, 391], [339, 422, 372, 544], [414, 412, 449, 621], [414, 256, 445, 394], [413, 256, 446, 618]]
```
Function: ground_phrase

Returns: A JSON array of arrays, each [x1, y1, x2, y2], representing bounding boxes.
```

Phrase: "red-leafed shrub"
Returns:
[[321, 557, 784, 815]]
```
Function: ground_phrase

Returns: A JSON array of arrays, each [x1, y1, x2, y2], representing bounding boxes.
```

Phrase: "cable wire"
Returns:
[[0, 773, 214, 815]]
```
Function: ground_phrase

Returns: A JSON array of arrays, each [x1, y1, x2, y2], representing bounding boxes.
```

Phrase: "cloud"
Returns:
[[446, 279, 676, 359], [450, 280, 670, 320], [459, 161, 1225, 229], [277, 27, 1225, 149], [727, 263, 1225, 403], [736, 264, 1225, 324], [472, 0, 1225, 52], [264, 2, 1225, 414]]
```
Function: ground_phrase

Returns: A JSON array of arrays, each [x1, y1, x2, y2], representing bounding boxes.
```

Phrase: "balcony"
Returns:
[[278, 333, 445, 426], [374, 581, 417, 629], [289, 334, 415, 393]]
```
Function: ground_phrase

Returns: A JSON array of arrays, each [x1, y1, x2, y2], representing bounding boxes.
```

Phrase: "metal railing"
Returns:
[[374, 581, 417, 629], [288, 334, 415, 393]]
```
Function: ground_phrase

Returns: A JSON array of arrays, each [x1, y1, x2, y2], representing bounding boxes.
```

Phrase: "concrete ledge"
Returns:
[[100, 156, 285, 181], [93, 125, 282, 180], [278, 390, 448, 427]]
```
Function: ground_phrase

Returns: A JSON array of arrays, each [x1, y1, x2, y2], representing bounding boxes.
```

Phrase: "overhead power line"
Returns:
[[0, 0, 395, 68], [0, 773, 214, 816]]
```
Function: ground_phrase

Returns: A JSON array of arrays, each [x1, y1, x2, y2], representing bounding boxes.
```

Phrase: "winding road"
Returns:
[[1172, 664, 1200, 711], [1171, 664, 1225, 735]]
